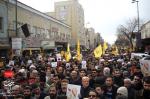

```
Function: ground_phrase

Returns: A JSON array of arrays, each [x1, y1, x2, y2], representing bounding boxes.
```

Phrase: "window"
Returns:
[[0, 17, 3, 32]]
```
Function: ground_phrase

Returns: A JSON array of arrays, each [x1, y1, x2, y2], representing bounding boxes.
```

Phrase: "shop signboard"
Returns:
[[12, 38, 22, 49]]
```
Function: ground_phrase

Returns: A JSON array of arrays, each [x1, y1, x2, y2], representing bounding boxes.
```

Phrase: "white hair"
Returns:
[[124, 78, 131, 83]]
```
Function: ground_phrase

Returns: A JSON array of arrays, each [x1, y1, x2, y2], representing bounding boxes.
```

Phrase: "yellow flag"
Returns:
[[94, 44, 103, 58], [76, 40, 82, 61], [60, 51, 65, 57], [112, 45, 118, 55], [103, 41, 108, 54], [65, 43, 71, 62], [115, 46, 119, 55]]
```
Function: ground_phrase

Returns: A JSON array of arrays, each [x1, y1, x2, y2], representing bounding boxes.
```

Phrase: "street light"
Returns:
[[132, 0, 140, 32]]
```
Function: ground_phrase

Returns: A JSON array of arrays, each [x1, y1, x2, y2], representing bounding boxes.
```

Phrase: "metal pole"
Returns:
[[132, 0, 139, 32], [137, 1, 140, 32], [132, 0, 140, 51], [15, 0, 18, 37]]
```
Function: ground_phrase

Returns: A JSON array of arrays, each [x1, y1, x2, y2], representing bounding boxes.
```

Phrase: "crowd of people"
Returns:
[[0, 49, 150, 99]]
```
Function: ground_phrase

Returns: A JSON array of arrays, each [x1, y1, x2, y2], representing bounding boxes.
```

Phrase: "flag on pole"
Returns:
[[65, 43, 71, 62], [76, 40, 82, 61], [94, 44, 102, 58], [103, 41, 108, 54]]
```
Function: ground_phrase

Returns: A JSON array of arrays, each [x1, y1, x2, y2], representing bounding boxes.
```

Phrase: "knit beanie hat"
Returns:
[[117, 86, 128, 97]]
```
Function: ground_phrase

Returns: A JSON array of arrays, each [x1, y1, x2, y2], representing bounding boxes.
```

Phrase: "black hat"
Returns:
[[143, 76, 150, 84]]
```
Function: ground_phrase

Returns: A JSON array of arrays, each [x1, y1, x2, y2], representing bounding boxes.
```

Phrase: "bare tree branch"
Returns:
[[116, 18, 138, 49]]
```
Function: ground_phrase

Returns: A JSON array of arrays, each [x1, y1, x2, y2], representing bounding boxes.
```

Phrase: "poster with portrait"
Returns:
[[51, 62, 57, 68], [67, 84, 81, 99], [81, 61, 87, 69], [140, 59, 150, 76]]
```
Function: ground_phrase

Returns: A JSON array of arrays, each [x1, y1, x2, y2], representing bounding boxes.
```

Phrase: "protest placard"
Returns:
[[140, 59, 150, 76], [67, 84, 81, 99], [51, 62, 57, 68]]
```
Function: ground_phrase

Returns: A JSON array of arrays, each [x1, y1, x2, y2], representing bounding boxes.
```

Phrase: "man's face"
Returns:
[[33, 87, 40, 95], [133, 76, 141, 84], [23, 89, 31, 96], [53, 76, 59, 84], [79, 71, 86, 77], [143, 82, 150, 90], [92, 70, 97, 77], [12, 88, 20, 95], [74, 66, 79, 71], [95, 87, 102, 95], [57, 67, 63, 73], [114, 70, 121, 77], [71, 71, 78, 79], [88, 91, 97, 99], [105, 77, 113, 87], [82, 77, 89, 88], [61, 82, 67, 92], [49, 87, 57, 97], [124, 80, 131, 88]]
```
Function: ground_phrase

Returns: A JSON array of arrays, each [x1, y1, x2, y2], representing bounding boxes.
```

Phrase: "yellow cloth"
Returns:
[[76, 40, 82, 61], [112, 45, 119, 55], [103, 41, 108, 54], [65, 43, 71, 62], [94, 44, 103, 58]]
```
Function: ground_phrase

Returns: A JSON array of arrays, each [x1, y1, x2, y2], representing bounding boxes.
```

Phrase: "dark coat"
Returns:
[[103, 85, 118, 99], [80, 86, 92, 99], [142, 89, 150, 99], [69, 77, 81, 85], [127, 87, 136, 99]]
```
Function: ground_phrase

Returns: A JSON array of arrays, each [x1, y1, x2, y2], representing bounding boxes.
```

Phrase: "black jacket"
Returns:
[[103, 85, 118, 99], [80, 86, 92, 99]]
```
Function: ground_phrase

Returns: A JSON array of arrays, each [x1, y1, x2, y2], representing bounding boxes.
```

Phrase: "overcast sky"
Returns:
[[18, 0, 150, 44]]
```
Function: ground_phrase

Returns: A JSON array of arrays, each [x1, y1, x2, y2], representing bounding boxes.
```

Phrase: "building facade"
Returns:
[[141, 21, 150, 39], [85, 28, 100, 49], [0, 0, 72, 57], [8, 0, 71, 49], [53, 0, 85, 46], [0, 0, 9, 57], [141, 21, 150, 53]]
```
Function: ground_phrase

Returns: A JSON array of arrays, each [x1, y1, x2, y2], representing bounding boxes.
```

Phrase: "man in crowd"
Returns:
[[23, 86, 32, 99], [44, 84, 57, 99], [123, 78, 135, 99], [142, 76, 150, 99], [80, 76, 92, 99], [0, 48, 149, 99], [103, 76, 118, 99]]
